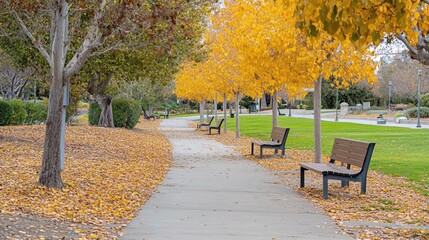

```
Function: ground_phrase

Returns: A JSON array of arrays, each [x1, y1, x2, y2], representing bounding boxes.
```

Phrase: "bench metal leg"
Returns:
[[323, 176, 329, 199], [251, 143, 254, 155], [281, 147, 285, 156], [209, 128, 212, 135], [361, 180, 367, 194], [274, 149, 278, 154], [300, 167, 306, 187], [341, 180, 349, 187], [260, 146, 263, 158]]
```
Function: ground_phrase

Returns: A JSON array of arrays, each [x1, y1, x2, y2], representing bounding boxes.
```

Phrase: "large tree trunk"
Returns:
[[235, 92, 240, 138], [272, 91, 278, 128], [223, 94, 227, 134], [98, 95, 114, 127], [313, 75, 323, 163], [39, 1, 68, 188]]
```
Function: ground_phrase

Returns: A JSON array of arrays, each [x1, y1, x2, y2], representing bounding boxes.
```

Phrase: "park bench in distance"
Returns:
[[300, 138, 376, 199], [251, 127, 290, 158], [197, 116, 214, 130], [208, 118, 224, 135], [160, 109, 170, 119]]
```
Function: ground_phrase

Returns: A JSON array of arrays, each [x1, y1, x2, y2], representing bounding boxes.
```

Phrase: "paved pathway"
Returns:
[[121, 117, 350, 240]]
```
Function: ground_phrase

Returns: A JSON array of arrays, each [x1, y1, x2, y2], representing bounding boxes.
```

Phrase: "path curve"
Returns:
[[121, 117, 350, 239]]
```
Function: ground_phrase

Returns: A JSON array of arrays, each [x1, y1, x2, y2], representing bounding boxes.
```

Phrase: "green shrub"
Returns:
[[406, 107, 429, 118], [88, 102, 101, 126], [421, 93, 429, 108], [0, 100, 12, 126], [88, 99, 141, 129], [394, 112, 407, 118], [25, 102, 47, 124], [113, 98, 141, 129], [9, 99, 26, 125]]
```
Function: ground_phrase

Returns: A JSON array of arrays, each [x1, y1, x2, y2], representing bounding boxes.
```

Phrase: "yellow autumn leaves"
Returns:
[[0, 120, 172, 238], [174, 0, 377, 102]]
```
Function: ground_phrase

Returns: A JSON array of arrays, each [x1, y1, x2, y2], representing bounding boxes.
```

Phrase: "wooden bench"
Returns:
[[208, 118, 224, 135], [197, 116, 214, 130], [251, 127, 290, 158], [300, 138, 376, 199]]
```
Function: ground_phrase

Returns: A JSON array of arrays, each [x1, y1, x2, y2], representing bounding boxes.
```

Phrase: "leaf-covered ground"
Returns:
[[198, 125, 429, 239], [0, 119, 172, 239]]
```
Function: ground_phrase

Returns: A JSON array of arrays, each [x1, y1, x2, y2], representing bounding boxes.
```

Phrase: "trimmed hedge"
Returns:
[[406, 107, 429, 118], [421, 93, 429, 108], [0, 100, 12, 126], [88, 98, 141, 129], [25, 102, 47, 124], [88, 102, 102, 126], [9, 99, 26, 125]]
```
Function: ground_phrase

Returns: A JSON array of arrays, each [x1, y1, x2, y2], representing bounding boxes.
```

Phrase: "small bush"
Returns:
[[421, 93, 429, 108], [394, 112, 407, 118], [113, 98, 141, 129], [406, 107, 429, 118], [25, 102, 47, 124], [89, 99, 141, 129], [0, 100, 12, 126], [88, 102, 101, 126], [9, 99, 26, 125]]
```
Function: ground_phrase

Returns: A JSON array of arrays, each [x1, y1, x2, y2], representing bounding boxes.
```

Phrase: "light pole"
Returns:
[[388, 81, 392, 120], [417, 69, 422, 128], [335, 89, 339, 122]]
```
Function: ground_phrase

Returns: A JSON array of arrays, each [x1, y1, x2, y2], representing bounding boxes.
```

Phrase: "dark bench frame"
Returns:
[[197, 116, 214, 130], [278, 108, 285, 116], [208, 118, 224, 135], [300, 138, 376, 199], [251, 127, 290, 158]]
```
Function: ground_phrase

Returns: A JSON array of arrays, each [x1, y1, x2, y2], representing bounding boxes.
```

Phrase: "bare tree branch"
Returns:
[[8, 6, 53, 68]]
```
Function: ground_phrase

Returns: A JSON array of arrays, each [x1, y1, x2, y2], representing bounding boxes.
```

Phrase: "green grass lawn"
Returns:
[[227, 116, 429, 189]]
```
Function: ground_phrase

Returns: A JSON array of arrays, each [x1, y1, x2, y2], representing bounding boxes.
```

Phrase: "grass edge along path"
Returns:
[[193, 119, 429, 239]]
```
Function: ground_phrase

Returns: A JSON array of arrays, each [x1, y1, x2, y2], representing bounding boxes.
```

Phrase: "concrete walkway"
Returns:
[[121, 117, 350, 240]]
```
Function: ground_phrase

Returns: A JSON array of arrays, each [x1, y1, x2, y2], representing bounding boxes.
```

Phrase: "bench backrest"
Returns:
[[270, 127, 289, 144], [207, 116, 214, 125], [330, 138, 376, 170], [215, 118, 224, 127]]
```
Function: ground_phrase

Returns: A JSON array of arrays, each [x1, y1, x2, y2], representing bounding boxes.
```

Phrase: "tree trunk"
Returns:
[[261, 93, 267, 109], [39, 1, 68, 188], [272, 91, 278, 128], [199, 100, 205, 124], [98, 95, 114, 127], [313, 75, 323, 163], [214, 93, 218, 122], [223, 94, 227, 134], [235, 92, 240, 138]]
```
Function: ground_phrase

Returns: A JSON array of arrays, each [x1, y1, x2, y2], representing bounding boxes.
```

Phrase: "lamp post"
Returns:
[[417, 69, 422, 128], [335, 89, 339, 122], [388, 81, 392, 120]]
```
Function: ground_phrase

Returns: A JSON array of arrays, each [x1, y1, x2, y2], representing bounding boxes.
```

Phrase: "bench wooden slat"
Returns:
[[334, 138, 370, 149], [331, 150, 366, 168], [271, 127, 286, 142]]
